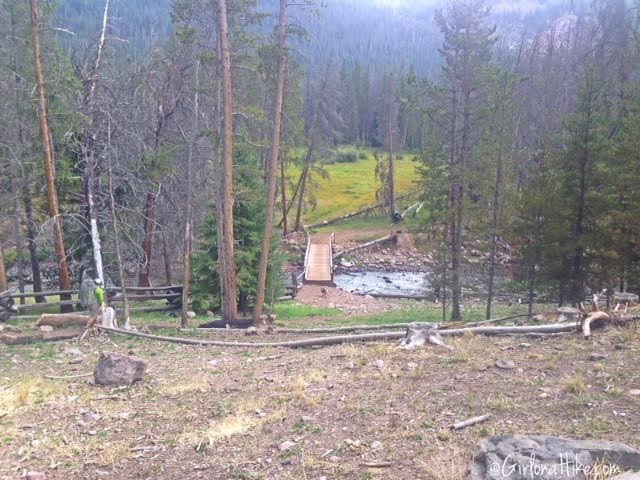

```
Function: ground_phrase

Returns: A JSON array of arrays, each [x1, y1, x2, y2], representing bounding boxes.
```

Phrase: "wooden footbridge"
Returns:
[[304, 233, 335, 286]]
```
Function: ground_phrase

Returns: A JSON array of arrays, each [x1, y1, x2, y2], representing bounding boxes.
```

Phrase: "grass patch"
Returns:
[[287, 146, 418, 224], [273, 302, 340, 321]]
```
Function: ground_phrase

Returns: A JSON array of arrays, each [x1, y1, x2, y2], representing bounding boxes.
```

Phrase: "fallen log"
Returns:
[[1, 327, 83, 345], [37, 313, 89, 328], [451, 414, 491, 431], [101, 320, 585, 349], [334, 234, 396, 260]]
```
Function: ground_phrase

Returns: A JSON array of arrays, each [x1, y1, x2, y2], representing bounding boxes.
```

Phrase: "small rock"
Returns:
[[495, 359, 516, 370], [63, 347, 83, 357], [300, 416, 312, 422], [187, 311, 197, 319], [614, 343, 627, 351], [38, 325, 54, 333], [629, 389, 640, 396], [94, 352, 147, 386], [589, 353, 609, 361], [206, 311, 215, 318], [518, 343, 531, 349], [402, 362, 418, 372], [372, 359, 385, 370], [26, 472, 46, 480], [69, 357, 83, 365], [328, 456, 341, 463], [279, 440, 296, 452], [371, 440, 383, 449], [244, 326, 258, 336]]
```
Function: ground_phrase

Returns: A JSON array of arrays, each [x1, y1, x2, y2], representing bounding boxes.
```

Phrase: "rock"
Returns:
[[26, 472, 46, 480], [63, 347, 83, 357], [495, 359, 516, 370], [69, 357, 83, 365], [279, 440, 296, 452], [589, 353, 609, 361], [187, 311, 197, 319], [93, 352, 147, 386], [38, 325, 54, 332], [206, 311, 215, 318], [612, 472, 640, 480], [629, 389, 640, 396], [372, 359, 385, 370], [328, 456, 341, 463], [371, 440, 383, 449], [244, 326, 258, 336], [468, 435, 640, 480]]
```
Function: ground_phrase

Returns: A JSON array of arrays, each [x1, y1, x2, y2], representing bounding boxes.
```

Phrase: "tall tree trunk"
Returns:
[[387, 82, 396, 218], [83, 0, 110, 284], [0, 241, 7, 292], [294, 161, 310, 232], [11, 180, 26, 299], [447, 86, 461, 322], [253, 0, 288, 323], [107, 116, 130, 328], [162, 233, 172, 286], [216, 0, 238, 323], [280, 151, 288, 236], [29, 0, 72, 312], [139, 190, 158, 288], [23, 187, 45, 303], [485, 143, 503, 320], [180, 62, 199, 328]]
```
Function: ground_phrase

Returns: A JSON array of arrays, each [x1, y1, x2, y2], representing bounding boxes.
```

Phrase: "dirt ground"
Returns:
[[294, 285, 402, 315], [1, 322, 639, 480]]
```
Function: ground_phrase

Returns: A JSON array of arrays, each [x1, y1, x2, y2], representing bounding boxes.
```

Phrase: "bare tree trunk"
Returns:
[[253, 0, 288, 323], [294, 161, 310, 232], [486, 95, 506, 320], [0, 241, 7, 292], [29, 0, 72, 312], [107, 116, 130, 328], [387, 82, 396, 218], [9, 4, 26, 301], [180, 63, 199, 328], [280, 151, 288, 236], [11, 180, 26, 299], [139, 191, 158, 288], [83, 0, 110, 284], [162, 234, 172, 286], [217, 0, 238, 323], [23, 187, 45, 303]]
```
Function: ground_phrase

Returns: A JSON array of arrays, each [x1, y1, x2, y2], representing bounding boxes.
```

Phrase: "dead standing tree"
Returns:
[[29, 0, 72, 311], [216, 0, 238, 323], [253, 0, 288, 323]]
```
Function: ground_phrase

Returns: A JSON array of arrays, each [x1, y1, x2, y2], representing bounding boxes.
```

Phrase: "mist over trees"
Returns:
[[0, 0, 639, 322]]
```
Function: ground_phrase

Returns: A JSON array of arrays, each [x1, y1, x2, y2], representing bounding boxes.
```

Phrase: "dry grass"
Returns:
[[564, 374, 587, 395]]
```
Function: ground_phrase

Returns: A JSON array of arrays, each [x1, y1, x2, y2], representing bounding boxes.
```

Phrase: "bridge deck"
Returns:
[[304, 235, 334, 285]]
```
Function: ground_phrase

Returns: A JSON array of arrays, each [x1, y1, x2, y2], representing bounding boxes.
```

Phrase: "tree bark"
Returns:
[[0, 242, 7, 292], [29, 0, 72, 312], [82, 0, 110, 284], [138, 191, 158, 288], [106, 116, 131, 328], [162, 233, 172, 286], [216, 0, 238, 323], [180, 62, 199, 328], [23, 188, 45, 303], [386, 79, 396, 218], [280, 151, 288, 235], [253, 0, 288, 323]]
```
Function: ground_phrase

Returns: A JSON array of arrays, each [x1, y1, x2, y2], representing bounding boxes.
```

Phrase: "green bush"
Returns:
[[336, 151, 358, 163]]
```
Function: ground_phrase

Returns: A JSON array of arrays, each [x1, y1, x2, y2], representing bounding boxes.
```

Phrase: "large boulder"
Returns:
[[469, 435, 640, 480], [94, 352, 147, 386]]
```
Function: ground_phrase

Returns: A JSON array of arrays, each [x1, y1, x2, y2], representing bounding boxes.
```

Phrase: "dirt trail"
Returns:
[[1, 326, 638, 479]]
